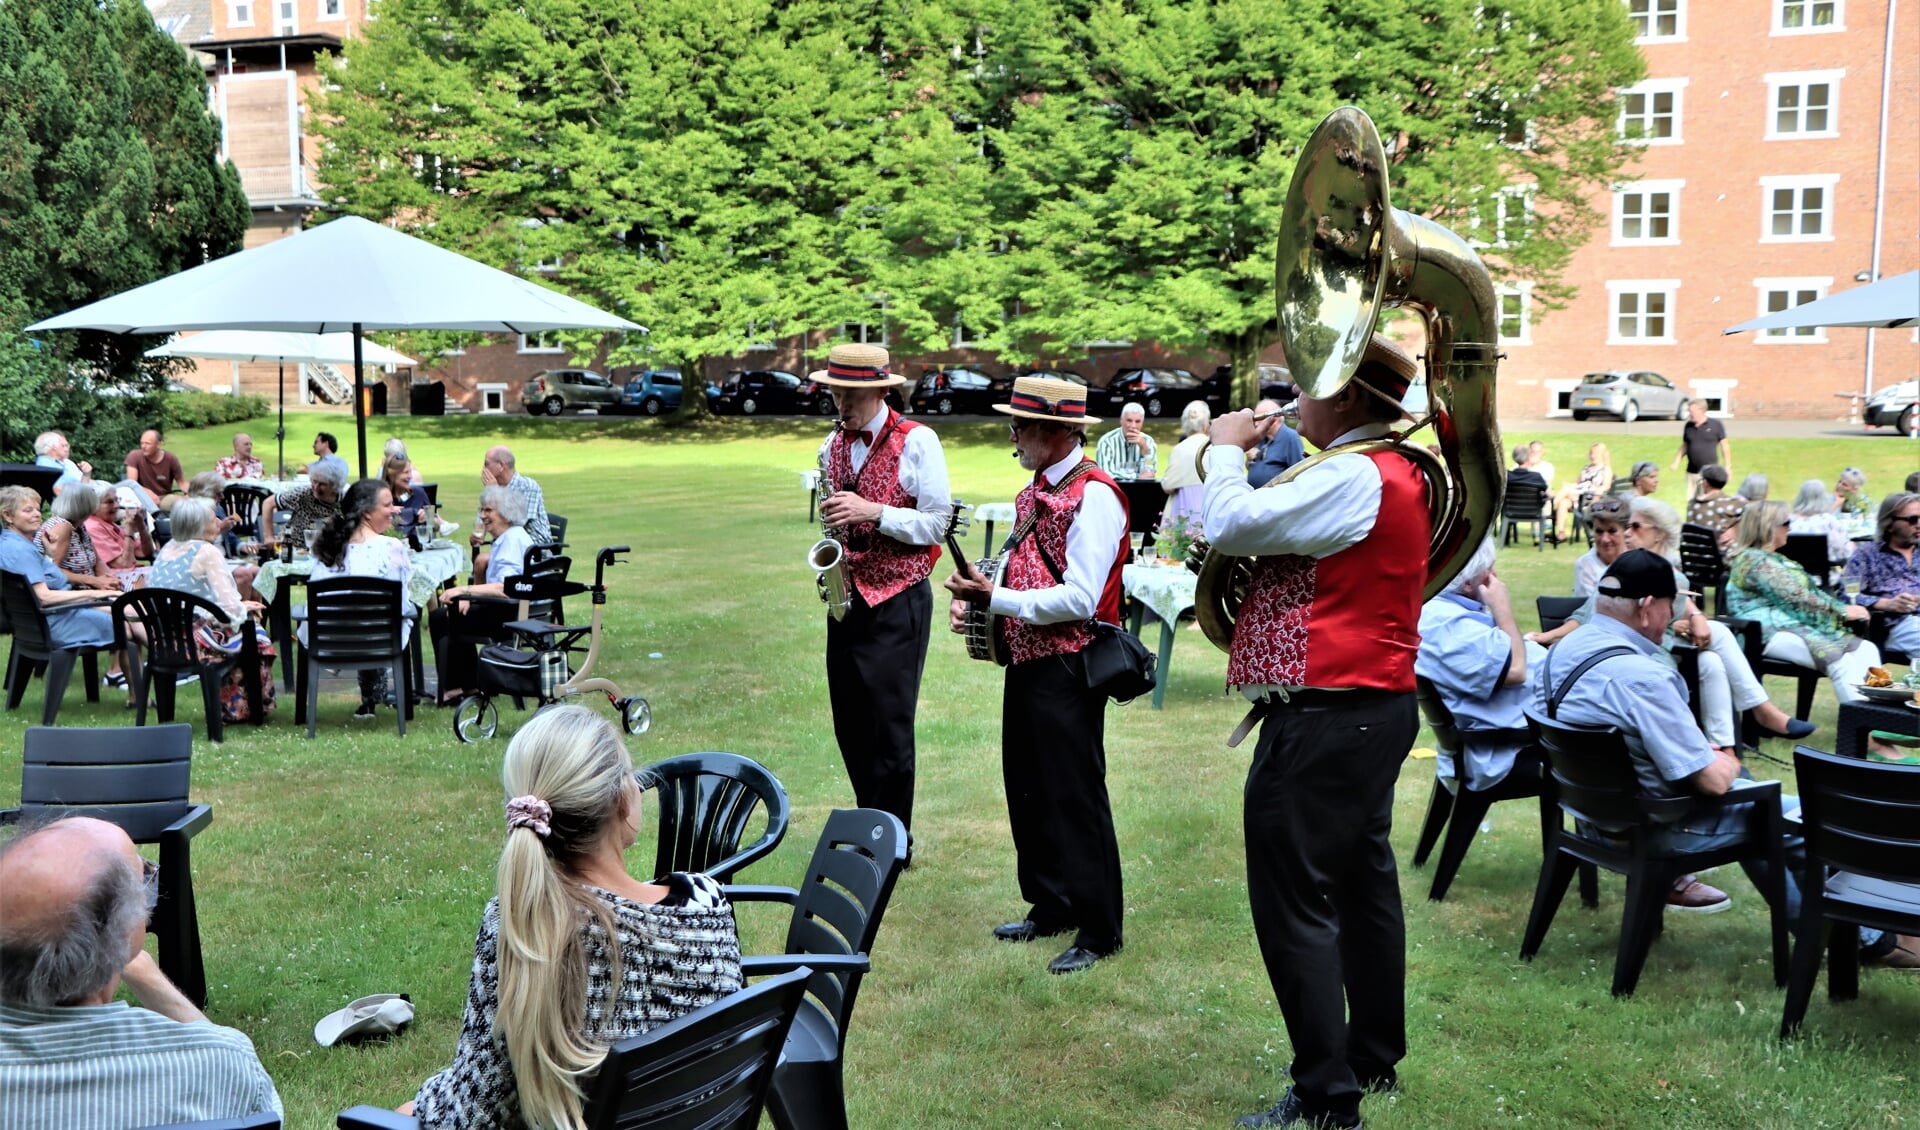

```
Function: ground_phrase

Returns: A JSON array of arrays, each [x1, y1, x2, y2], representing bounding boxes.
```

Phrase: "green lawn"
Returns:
[[4, 411, 1916, 1130]]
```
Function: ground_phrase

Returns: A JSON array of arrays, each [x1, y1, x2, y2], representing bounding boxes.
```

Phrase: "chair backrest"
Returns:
[[136, 1112, 280, 1130], [0, 569, 55, 652], [1678, 523, 1727, 613], [640, 753, 791, 882], [1608, 476, 1635, 497], [0, 463, 62, 497], [778, 808, 908, 1050], [220, 485, 272, 532], [114, 588, 231, 669], [1501, 480, 1546, 519], [1536, 595, 1586, 635], [1413, 675, 1464, 767], [19, 724, 197, 843], [1780, 533, 1832, 586], [304, 576, 404, 663], [1528, 715, 1691, 830], [420, 481, 439, 507], [578, 966, 810, 1130], [1793, 746, 1920, 886], [505, 554, 575, 620], [546, 512, 569, 547]]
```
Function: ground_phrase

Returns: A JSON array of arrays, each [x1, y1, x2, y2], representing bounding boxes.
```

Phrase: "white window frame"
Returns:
[[1752, 276, 1833, 343], [1773, 0, 1844, 35], [743, 321, 778, 352], [1497, 284, 1533, 346], [228, 0, 252, 26], [1616, 77, 1688, 145], [1611, 179, 1684, 246], [320, 0, 344, 18], [1605, 279, 1680, 345], [837, 321, 889, 346], [477, 383, 508, 414], [1764, 70, 1844, 140], [272, 0, 296, 35], [1625, 0, 1686, 43], [530, 254, 564, 273], [1467, 185, 1534, 250], [1759, 173, 1839, 243], [517, 332, 563, 355], [952, 317, 981, 348]]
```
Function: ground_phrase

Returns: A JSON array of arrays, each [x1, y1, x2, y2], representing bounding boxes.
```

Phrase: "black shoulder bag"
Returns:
[[1030, 526, 1156, 705]]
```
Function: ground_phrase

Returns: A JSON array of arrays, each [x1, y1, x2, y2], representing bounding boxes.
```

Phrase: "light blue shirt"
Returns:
[[311, 453, 351, 482], [1526, 614, 1714, 802], [485, 525, 533, 586], [34, 454, 83, 493], [1416, 593, 1540, 790]]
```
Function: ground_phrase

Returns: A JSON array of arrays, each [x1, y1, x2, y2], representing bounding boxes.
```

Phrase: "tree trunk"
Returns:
[[1223, 329, 1270, 411], [665, 356, 714, 425]]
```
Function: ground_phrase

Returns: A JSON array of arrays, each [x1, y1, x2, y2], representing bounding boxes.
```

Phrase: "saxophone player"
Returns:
[[1202, 336, 1426, 1130], [814, 343, 951, 848]]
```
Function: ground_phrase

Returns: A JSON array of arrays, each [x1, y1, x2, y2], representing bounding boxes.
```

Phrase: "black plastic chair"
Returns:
[[1567, 491, 1595, 548], [1536, 595, 1585, 635], [1410, 677, 1570, 902], [639, 752, 791, 882], [547, 511, 569, 550], [1679, 523, 1729, 616], [1501, 480, 1550, 551], [1609, 475, 1635, 497], [725, 808, 910, 1130], [1, 568, 105, 724], [220, 484, 273, 540], [336, 967, 812, 1130], [419, 481, 438, 507], [1781, 533, 1836, 592], [1780, 747, 1920, 1038], [294, 576, 411, 737], [0, 724, 211, 1006], [1722, 615, 1822, 723], [113, 589, 264, 743], [139, 1114, 280, 1130], [1519, 715, 1790, 998]]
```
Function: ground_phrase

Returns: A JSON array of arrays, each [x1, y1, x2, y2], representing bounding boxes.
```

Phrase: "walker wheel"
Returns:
[[453, 695, 498, 744], [620, 696, 652, 736]]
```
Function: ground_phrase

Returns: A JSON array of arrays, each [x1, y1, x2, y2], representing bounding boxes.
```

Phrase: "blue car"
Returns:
[[616, 368, 687, 416]]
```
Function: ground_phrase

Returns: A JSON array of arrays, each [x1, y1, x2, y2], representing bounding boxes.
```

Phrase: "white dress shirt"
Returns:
[[815, 402, 952, 547], [989, 446, 1127, 625], [1201, 423, 1393, 559]]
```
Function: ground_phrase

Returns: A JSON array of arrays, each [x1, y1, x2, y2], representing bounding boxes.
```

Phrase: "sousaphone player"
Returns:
[[814, 343, 952, 847]]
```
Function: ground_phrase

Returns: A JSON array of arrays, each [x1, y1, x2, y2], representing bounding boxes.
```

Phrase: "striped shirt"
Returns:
[[1093, 426, 1157, 480], [493, 473, 551, 546], [0, 1001, 282, 1130]]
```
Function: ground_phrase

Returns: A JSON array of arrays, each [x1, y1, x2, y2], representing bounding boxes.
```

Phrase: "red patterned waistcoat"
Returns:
[[1224, 450, 1429, 691], [825, 411, 939, 607], [1001, 461, 1130, 666]]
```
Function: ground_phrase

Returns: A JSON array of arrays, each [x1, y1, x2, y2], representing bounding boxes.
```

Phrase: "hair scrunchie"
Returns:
[[505, 795, 553, 838]]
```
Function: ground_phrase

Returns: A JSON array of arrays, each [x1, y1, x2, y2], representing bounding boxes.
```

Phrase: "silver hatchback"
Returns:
[[1569, 370, 1688, 422]]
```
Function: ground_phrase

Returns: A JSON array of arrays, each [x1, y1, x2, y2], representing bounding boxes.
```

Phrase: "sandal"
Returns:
[[102, 672, 128, 690]]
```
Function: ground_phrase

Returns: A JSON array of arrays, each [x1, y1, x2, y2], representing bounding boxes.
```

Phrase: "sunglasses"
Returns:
[[1008, 421, 1041, 437], [141, 857, 159, 911], [1891, 514, 1920, 525]]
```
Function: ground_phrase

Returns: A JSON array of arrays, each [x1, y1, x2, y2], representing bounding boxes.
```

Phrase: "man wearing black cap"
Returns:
[[1528, 549, 1920, 969], [1203, 334, 1425, 1130]]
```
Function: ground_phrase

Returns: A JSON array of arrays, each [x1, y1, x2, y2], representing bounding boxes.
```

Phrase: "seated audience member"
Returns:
[[401, 706, 744, 1128], [1906, 470, 1920, 494], [1094, 402, 1158, 480], [0, 486, 118, 652], [1845, 492, 1920, 658], [472, 446, 551, 575], [1158, 401, 1212, 532], [1245, 397, 1306, 488], [148, 497, 275, 722], [384, 455, 433, 543], [31, 431, 90, 496], [215, 433, 263, 481], [1416, 536, 1546, 792], [1506, 443, 1548, 496], [1834, 467, 1870, 516], [1786, 479, 1855, 578], [384, 438, 428, 487], [1529, 496, 1632, 648], [86, 485, 153, 586], [1627, 461, 1660, 497], [1526, 440, 1554, 491], [259, 461, 347, 552], [1622, 497, 1814, 751], [0, 817, 284, 1125], [1726, 501, 1880, 706], [123, 429, 187, 512], [301, 432, 350, 482], [308, 480, 413, 720], [1552, 442, 1612, 542], [432, 485, 534, 705], [1685, 464, 1744, 537], [32, 483, 119, 593], [1737, 472, 1770, 504], [1529, 549, 1918, 963], [186, 472, 243, 557]]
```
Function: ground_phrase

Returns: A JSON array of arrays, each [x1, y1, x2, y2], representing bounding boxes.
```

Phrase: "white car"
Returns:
[[1863, 379, 1918, 436], [1568, 370, 1688, 422]]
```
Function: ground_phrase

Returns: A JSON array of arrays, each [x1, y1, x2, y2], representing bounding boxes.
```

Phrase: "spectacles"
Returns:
[[141, 858, 159, 911], [1008, 421, 1039, 437], [1626, 521, 1646, 530]]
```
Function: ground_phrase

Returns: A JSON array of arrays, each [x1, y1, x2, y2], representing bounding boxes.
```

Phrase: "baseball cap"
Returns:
[[1597, 549, 1698, 601]]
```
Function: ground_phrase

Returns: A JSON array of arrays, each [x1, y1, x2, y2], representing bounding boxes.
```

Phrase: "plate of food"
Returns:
[[1857, 667, 1920, 704], [427, 538, 456, 552]]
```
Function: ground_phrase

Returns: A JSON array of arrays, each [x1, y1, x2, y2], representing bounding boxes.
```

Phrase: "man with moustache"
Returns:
[[946, 376, 1130, 975], [815, 343, 952, 844]]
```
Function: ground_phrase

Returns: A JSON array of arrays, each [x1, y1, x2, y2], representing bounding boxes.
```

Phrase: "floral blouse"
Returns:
[[149, 539, 247, 625], [33, 516, 99, 578], [310, 537, 413, 591], [1726, 547, 1858, 665]]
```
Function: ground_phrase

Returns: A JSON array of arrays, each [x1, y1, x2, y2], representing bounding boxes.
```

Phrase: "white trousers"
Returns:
[[1762, 631, 1881, 707], [1689, 620, 1769, 747]]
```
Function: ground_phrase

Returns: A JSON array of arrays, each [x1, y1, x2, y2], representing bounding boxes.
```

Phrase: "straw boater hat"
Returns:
[[1349, 333, 1420, 405], [993, 376, 1089, 424], [809, 343, 909, 388]]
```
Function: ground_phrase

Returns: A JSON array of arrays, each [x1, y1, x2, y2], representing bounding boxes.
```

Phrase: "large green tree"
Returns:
[[0, 0, 249, 381]]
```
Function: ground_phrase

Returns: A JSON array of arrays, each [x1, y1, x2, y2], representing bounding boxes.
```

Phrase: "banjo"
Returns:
[[948, 462, 1098, 666]]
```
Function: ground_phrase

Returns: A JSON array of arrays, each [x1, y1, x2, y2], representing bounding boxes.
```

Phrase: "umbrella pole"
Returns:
[[277, 360, 286, 478], [354, 323, 368, 480]]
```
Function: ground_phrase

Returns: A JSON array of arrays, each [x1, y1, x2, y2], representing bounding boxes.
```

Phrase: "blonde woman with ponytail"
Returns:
[[406, 706, 743, 1129]]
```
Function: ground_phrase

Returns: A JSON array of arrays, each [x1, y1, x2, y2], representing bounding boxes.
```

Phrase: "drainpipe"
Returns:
[[1863, 0, 1897, 397]]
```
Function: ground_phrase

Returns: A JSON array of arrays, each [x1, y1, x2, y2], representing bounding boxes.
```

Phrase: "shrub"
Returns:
[[159, 391, 270, 431]]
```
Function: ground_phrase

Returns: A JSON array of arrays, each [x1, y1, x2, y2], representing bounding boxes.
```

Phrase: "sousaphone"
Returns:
[[1190, 106, 1505, 651]]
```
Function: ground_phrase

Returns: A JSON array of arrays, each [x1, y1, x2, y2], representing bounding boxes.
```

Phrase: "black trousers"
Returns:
[[1245, 689, 1416, 1121], [1003, 649, 1124, 953], [429, 598, 517, 696], [825, 579, 931, 832]]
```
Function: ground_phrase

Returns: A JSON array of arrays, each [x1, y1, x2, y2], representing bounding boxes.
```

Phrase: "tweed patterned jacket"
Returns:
[[413, 871, 743, 1129]]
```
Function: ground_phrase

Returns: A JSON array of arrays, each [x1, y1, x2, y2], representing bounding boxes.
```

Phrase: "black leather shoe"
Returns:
[[1758, 717, 1817, 741], [1234, 1089, 1362, 1129], [1045, 943, 1116, 974], [993, 919, 1069, 943]]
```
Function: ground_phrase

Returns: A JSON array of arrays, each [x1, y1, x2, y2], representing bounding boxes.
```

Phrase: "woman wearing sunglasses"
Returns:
[[1727, 500, 1879, 705]]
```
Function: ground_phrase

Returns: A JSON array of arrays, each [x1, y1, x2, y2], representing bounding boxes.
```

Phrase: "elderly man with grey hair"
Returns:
[[257, 460, 347, 551], [32, 431, 91, 497], [1093, 402, 1157, 480], [472, 445, 549, 576], [0, 817, 282, 1126], [432, 483, 535, 704]]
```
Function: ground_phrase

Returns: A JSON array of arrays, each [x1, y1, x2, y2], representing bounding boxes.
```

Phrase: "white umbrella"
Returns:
[[30, 216, 643, 477], [1722, 270, 1919, 334], [145, 331, 420, 475]]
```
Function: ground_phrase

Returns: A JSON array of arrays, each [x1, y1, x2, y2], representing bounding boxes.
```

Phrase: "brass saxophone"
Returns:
[[809, 445, 851, 621]]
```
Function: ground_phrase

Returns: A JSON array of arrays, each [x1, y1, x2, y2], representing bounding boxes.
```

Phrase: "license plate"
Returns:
[[1582, 398, 1603, 406]]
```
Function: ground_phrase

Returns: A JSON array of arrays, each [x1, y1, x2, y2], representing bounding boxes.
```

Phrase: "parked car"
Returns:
[[521, 368, 620, 416], [614, 368, 687, 416], [910, 367, 1010, 415], [712, 369, 833, 416], [1209, 363, 1297, 405], [1103, 367, 1219, 419], [1863, 379, 1919, 435], [1568, 370, 1688, 422]]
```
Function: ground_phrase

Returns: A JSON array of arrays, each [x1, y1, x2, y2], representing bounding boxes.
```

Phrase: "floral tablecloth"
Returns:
[[254, 543, 466, 608], [1123, 562, 1197, 631]]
